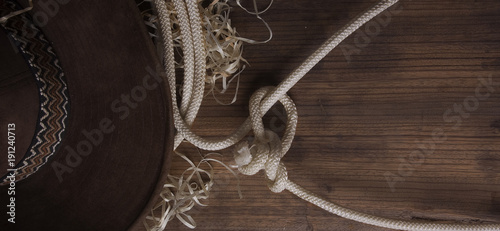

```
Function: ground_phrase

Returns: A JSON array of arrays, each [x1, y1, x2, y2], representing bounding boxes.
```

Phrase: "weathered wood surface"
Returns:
[[166, 0, 500, 230]]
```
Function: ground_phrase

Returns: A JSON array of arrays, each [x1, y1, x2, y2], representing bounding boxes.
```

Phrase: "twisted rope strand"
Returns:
[[185, 0, 206, 123], [172, 0, 195, 119], [286, 181, 500, 231]]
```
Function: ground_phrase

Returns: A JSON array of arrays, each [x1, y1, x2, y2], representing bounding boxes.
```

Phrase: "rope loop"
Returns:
[[233, 86, 296, 193]]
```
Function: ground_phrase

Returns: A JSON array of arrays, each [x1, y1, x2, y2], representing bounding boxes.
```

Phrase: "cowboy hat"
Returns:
[[0, 0, 173, 230]]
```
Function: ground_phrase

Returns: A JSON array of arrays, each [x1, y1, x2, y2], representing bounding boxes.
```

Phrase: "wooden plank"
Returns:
[[165, 0, 500, 230]]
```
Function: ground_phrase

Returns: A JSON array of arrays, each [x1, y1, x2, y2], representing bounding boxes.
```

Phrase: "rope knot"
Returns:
[[233, 129, 288, 193], [232, 86, 298, 193]]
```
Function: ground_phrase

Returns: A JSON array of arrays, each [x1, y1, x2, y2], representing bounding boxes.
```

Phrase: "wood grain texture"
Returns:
[[166, 0, 500, 230]]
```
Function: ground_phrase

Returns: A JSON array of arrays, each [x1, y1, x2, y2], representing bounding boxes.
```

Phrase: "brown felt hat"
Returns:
[[0, 0, 173, 230]]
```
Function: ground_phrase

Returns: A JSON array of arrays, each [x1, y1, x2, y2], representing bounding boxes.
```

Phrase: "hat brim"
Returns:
[[0, 0, 173, 230]]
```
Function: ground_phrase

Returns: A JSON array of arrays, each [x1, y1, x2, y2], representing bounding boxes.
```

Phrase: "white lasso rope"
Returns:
[[153, 0, 500, 230]]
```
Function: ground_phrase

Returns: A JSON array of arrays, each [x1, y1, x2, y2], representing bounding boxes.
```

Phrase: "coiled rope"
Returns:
[[153, 0, 500, 230]]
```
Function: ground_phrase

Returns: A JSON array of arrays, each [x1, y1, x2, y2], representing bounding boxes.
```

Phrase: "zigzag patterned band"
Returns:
[[1, 0, 70, 185]]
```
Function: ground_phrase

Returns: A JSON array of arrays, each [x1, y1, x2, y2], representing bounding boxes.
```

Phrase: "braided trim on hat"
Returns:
[[0, 0, 69, 185]]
